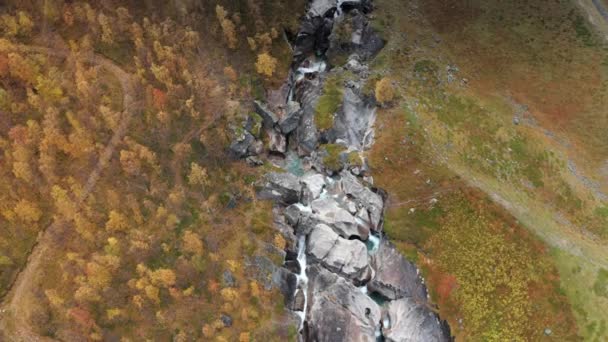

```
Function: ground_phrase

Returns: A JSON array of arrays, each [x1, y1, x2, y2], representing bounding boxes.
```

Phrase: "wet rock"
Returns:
[[293, 289, 306, 312], [306, 265, 381, 341], [284, 259, 301, 274], [267, 129, 287, 154], [307, 224, 371, 283], [383, 298, 449, 342], [300, 172, 326, 205], [258, 172, 302, 204], [369, 239, 427, 301], [311, 197, 369, 240], [284, 203, 306, 227], [274, 267, 299, 306], [254, 100, 279, 128], [294, 16, 334, 65], [220, 314, 233, 327], [279, 101, 303, 134], [295, 105, 320, 156], [273, 209, 298, 253], [340, 0, 373, 14], [309, 0, 338, 17], [340, 171, 384, 230], [331, 88, 377, 150]]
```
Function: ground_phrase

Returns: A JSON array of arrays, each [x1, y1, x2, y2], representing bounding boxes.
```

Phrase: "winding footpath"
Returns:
[[0, 41, 141, 341], [232, 0, 451, 340]]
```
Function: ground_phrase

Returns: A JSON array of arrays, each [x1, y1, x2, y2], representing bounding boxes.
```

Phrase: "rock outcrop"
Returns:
[[369, 239, 428, 301], [307, 224, 371, 283], [306, 265, 381, 342], [383, 298, 450, 342]]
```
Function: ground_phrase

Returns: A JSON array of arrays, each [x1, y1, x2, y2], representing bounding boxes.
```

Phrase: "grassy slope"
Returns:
[[369, 0, 608, 340]]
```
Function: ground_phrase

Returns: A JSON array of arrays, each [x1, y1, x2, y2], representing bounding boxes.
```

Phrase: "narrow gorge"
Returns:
[[231, 0, 452, 340]]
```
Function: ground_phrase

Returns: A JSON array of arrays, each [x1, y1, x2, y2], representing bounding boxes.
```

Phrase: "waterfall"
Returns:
[[296, 234, 309, 331]]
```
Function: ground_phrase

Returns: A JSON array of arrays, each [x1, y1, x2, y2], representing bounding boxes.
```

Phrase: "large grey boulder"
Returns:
[[279, 101, 303, 134], [258, 172, 302, 204], [307, 224, 371, 283], [305, 265, 381, 342], [295, 105, 320, 156], [300, 172, 327, 205], [383, 298, 449, 342], [368, 239, 428, 301], [254, 100, 279, 128], [311, 197, 369, 240], [332, 88, 377, 150], [229, 129, 255, 158], [340, 172, 384, 230], [267, 129, 287, 154]]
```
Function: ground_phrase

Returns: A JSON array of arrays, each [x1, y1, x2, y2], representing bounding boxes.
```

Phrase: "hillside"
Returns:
[[0, 0, 606, 341]]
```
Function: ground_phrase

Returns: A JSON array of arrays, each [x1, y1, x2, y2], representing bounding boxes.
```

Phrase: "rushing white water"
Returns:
[[295, 59, 327, 82], [296, 235, 309, 331], [358, 285, 369, 294], [366, 233, 380, 254], [383, 316, 391, 330], [295, 202, 313, 213]]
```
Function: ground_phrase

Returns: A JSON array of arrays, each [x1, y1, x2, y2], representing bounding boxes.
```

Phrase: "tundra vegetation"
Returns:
[[369, 0, 608, 340]]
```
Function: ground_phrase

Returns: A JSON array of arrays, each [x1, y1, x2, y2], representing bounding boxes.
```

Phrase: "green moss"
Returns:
[[413, 59, 438, 74], [384, 206, 443, 246], [322, 144, 346, 172], [347, 151, 363, 167], [0, 255, 13, 266], [315, 76, 343, 130], [593, 268, 608, 298], [573, 16, 595, 47]]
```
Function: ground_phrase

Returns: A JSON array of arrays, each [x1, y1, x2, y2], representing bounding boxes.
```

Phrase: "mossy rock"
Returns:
[[322, 143, 347, 172], [315, 75, 344, 131]]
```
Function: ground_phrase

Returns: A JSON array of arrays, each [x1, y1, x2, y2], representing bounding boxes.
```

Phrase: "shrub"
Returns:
[[375, 77, 395, 105]]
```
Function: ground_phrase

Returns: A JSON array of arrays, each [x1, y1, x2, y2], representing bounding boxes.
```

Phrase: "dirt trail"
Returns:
[[0, 43, 141, 341]]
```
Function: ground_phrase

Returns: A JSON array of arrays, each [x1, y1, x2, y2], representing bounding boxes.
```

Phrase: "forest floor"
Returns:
[[0, 37, 141, 341]]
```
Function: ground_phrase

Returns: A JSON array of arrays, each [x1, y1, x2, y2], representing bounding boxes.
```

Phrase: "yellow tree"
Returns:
[[255, 53, 277, 78]]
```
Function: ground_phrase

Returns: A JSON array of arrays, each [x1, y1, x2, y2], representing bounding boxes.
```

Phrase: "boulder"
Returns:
[[307, 224, 371, 283], [279, 101, 303, 134], [273, 208, 298, 253], [340, 171, 384, 231], [294, 16, 334, 65], [254, 100, 279, 128], [258, 172, 302, 204], [300, 172, 327, 205], [295, 105, 320, 156], [247, 140, 264, 156], [284, 259, 301, 275], [310, 197, 369, 240], [229, 129, 255, 158], [331, 88, 377, 150], [368, 239, 427, 301], [383, 298, 449, 342], [220, 314, 233, 327], [305, 265, 381, 342], [284, 203, 309, 227], [267, 129, 287, 154], [245, 156, 264, 167]]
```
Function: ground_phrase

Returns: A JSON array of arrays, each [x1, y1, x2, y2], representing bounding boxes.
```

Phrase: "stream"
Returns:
[[233, 0, 452, 340]]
